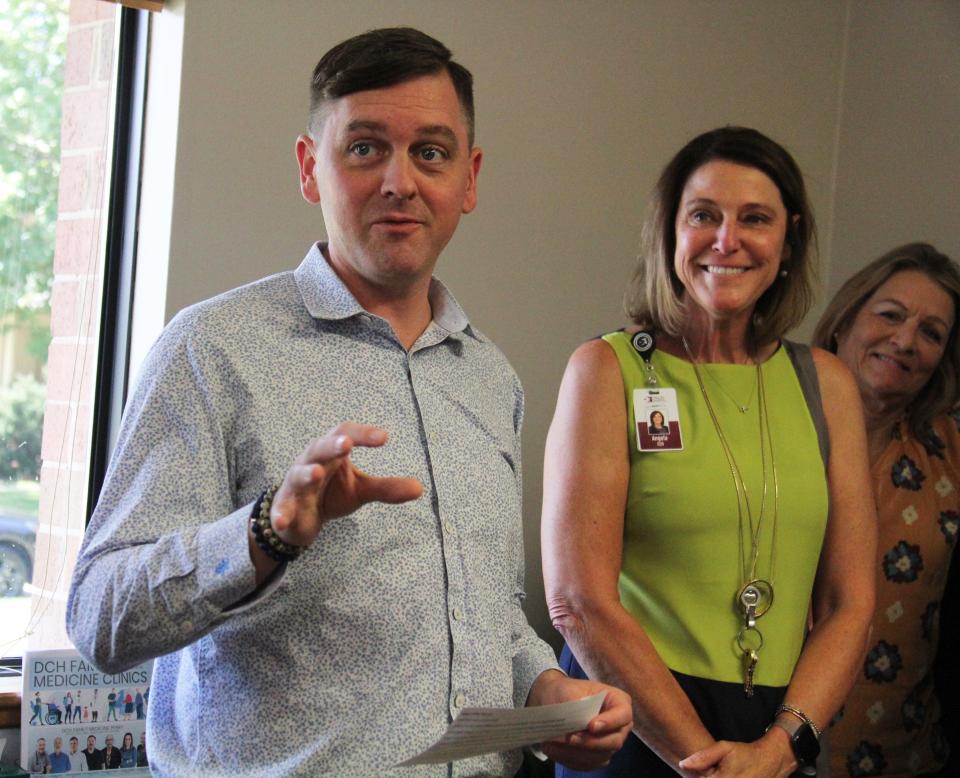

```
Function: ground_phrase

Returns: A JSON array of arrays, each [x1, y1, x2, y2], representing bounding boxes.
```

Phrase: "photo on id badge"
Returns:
[[634, 388, 683, 451]]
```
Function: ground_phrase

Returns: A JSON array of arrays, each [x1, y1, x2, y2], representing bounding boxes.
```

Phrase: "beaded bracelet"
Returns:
[[250, 485, 304, 562]]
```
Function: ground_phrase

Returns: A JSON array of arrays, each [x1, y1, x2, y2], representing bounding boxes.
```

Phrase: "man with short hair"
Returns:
[[102, 735, 121, 770], [66, 736, 84, 773], [29, 737, 50, 774], [82, 735, 104, 771], [47, 736, 70, 774], [67, 27, 630, 776]]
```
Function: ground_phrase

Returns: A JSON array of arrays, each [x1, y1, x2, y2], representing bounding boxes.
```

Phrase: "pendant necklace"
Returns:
[[703, 364, 758, 413], [683, 337, 780, 697]]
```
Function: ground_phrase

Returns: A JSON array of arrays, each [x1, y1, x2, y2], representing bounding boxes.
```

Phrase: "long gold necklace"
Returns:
[[682, 337, 780, 697]]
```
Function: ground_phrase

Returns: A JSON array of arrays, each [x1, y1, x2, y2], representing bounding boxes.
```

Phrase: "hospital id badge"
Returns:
[[634, 388, 683, 452]]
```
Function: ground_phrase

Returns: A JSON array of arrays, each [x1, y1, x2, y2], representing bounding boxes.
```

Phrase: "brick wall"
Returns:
[[29, 0, 117, 650]]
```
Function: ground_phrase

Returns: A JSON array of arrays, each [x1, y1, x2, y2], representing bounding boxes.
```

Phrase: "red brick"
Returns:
[[50, 279, 81, 337], [38, 461, 89, 527], [70, 0, 106, 25], [40, 402, 71, 462], [57, 154, 90, 214], [64, 27, 95, 88], [73, 403, 93, 463], [96, 21, 116, 83], [54, 217, 101, 274], [78, 277, 103, 340], [97, 1, 119, 21], [44, 341, 98, 404], [60, 88, 110, 150]]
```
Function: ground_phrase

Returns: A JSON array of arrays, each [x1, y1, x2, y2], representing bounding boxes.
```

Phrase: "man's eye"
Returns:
[[349, 142, 373, 157], [419, 146, 447, 162]]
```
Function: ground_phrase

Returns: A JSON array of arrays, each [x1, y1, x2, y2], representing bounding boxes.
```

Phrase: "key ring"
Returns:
[[737, 626, 764, 654]]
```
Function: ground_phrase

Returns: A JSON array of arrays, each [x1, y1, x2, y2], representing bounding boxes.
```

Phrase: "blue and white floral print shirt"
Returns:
[[67, 243, 558, 777]]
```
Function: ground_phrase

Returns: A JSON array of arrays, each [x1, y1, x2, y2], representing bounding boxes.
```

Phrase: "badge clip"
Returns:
[[630, 330, 658, 386]]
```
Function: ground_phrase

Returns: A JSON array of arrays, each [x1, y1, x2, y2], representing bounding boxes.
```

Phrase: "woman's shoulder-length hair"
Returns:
[[624, 126, 817, 354], [812, 242, 960, 439]]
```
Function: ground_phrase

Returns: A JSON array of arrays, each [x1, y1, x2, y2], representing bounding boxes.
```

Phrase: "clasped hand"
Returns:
[[270, 422, 423, 548], [678, 730, 797, 778]]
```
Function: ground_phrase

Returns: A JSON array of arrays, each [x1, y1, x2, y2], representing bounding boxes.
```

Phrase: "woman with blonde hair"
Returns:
[[813, 242, 960, 777]]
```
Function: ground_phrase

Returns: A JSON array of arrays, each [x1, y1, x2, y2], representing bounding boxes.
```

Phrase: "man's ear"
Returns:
[[461, 146, 482, 215], [296, 134, 321, 204]]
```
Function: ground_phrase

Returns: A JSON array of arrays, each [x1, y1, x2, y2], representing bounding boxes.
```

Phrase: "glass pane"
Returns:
[[1, 0, 118, 658]]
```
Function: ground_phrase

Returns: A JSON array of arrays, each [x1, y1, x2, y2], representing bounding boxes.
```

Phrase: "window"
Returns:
[[1, 0, 146, 671]]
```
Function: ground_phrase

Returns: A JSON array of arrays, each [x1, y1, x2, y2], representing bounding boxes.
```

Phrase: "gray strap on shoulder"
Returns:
[[783, 339, 830, 466]]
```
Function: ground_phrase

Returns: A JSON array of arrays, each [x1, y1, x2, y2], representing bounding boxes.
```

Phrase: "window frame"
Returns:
[[0, 4, 149, 712]]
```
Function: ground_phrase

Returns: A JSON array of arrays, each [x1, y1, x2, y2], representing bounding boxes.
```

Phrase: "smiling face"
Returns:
[[673, 160, 789, 329], [651, 411, 665, 427], [296, 71, 481, 308], [836, 270, 955, 413]]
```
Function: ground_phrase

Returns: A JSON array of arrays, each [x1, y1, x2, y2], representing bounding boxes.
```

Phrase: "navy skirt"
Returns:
[[556, 644, 792, 777]]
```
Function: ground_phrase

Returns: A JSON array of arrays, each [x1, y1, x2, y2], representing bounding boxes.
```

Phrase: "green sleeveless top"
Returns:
[[604, 331, 829, 687]]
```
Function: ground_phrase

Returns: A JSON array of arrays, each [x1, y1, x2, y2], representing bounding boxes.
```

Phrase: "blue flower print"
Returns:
[[939, 510, 959, 544], [901, 679, 929, 731], [922, 601, 939, 641], [846, 740, 886, 777], [891, 456, 925, 490], [921, 425, 946, 458], [864, 639, 903, 683], [882, 540, 924, 583]]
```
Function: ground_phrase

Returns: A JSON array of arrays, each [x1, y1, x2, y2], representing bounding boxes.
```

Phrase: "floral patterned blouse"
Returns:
[[830, 414, 959, 777]]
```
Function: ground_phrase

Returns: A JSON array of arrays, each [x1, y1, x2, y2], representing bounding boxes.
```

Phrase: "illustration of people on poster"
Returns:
[[21, 648, 153, 775]]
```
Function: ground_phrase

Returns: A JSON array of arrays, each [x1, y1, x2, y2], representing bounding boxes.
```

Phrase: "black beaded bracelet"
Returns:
[[250, 485, 304, 562]]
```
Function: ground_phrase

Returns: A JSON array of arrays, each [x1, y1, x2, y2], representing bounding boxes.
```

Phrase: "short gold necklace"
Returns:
[[703, 364, 758, 413], [682, 337, 780, 697]]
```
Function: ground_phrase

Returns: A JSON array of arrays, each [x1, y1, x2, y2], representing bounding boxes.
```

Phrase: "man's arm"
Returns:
[[67, 319, 420, 673], [248, 423, 422, 582], [502, 371, 632, 769]]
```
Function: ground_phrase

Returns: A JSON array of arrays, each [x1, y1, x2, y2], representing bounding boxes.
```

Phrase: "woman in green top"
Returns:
[[542, 127, 876, 777]]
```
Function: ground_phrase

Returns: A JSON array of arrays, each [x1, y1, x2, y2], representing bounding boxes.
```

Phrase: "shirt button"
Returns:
[[443, 520, 453, 534], [452, 607, 464, 621], [454, 693, 466, 708]]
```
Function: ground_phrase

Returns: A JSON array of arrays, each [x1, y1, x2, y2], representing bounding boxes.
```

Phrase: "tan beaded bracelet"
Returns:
[[250, 485, 304, 562]]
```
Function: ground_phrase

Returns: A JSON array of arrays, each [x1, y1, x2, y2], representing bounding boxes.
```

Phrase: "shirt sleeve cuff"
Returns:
[[195, 503, 286, 613], [513, 647, 563, 709]]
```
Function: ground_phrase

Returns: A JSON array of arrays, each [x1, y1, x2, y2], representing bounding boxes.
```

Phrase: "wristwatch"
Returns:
[[769, 717, 820, 768]]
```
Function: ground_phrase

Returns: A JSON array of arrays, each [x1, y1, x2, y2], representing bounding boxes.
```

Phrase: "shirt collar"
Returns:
[[294, 242, 483, 341]]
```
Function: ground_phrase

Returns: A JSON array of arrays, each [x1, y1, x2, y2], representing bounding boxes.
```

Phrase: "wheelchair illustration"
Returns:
[[44, 701, 63, 725]]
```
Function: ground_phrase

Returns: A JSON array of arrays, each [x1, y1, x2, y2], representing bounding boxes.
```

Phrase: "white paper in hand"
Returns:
[[397, 692, 605, 766]]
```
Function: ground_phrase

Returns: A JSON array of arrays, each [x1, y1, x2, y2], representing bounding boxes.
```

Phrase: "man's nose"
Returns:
[[380, 154, 417, 200]]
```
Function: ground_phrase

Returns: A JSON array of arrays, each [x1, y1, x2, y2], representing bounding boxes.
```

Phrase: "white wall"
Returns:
[[136, 0, 959, 649], [827, 0, 960, 300]]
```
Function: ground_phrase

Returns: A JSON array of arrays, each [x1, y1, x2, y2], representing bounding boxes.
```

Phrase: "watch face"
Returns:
[[793, 723, 821, 765]]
